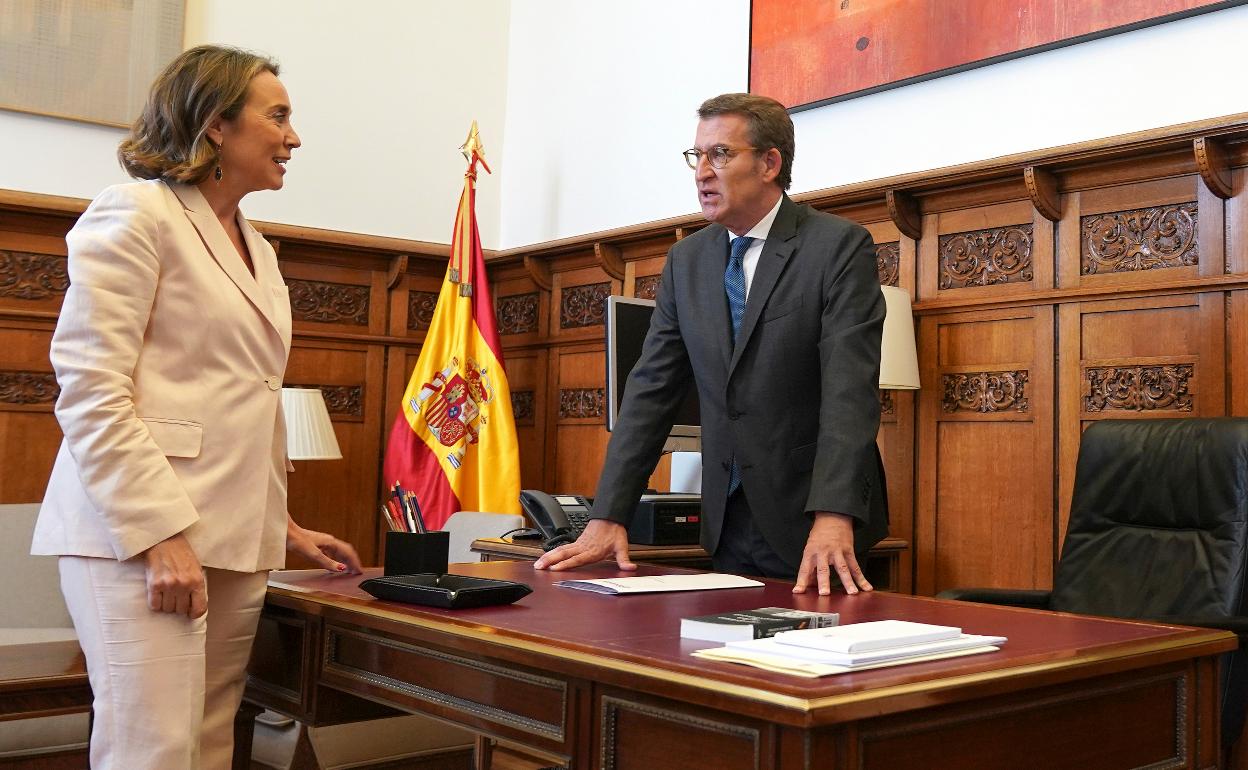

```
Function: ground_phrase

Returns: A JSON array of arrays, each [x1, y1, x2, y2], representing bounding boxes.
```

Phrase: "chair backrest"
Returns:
[[0, 503, 73, 629], [442, 511, 527, 564], [1052, 418, 1248, 619]]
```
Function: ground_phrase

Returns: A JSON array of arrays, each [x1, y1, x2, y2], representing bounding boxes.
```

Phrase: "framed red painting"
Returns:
[[751, 0, 1244, 111]]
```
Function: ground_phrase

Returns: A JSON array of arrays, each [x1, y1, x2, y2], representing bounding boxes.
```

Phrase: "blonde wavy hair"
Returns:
[[118, 45, 279, 183]]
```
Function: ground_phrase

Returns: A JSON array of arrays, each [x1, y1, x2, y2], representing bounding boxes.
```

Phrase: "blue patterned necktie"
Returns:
[[724, 236, 753, 495]]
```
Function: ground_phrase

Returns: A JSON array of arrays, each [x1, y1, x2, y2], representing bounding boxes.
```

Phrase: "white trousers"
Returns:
[[59, 556, 268, 770]]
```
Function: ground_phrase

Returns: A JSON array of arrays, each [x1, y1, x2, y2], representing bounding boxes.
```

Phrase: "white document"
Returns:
[[772, 619, 961, 654], [726, 633, 1007, 666], [553, 573, 764, 595], [691, 644, 1000, 678]]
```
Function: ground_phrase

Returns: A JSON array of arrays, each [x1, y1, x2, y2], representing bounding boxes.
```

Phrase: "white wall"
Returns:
[[0, 0, 511, 247], [3, 3, 1247, 250], [498, 3, 1248, 248]]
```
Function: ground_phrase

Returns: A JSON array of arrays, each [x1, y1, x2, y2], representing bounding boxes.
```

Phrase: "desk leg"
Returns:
[[474, 735, 492, 770], [232, 701, 263, 770]]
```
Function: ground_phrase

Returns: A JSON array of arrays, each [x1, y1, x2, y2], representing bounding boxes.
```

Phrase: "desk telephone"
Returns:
[[519, 489, 591, 550]]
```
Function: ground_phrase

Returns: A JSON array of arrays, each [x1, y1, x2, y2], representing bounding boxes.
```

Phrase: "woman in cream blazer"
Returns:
[[32, 46, 360, 769]]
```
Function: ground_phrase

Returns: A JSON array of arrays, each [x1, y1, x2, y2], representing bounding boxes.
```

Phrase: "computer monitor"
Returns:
[[605, 295, 700, 443]]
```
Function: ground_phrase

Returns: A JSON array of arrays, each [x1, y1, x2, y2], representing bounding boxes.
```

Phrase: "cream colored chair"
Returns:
[[0, 503, 90, 761]]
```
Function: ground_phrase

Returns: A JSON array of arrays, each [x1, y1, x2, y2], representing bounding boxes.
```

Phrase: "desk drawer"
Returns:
[[319, 622, 570, 752]]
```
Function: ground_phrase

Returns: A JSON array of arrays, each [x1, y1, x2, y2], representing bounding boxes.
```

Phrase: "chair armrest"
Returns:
[[936, 588, 1053, 610]]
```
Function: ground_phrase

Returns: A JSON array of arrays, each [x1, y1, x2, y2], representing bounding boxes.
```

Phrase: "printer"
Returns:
[[626, 493, 702, 546]]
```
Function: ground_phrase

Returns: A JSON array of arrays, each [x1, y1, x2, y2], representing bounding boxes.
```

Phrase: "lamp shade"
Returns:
[[281, 387, 342, 460], [879, 286, 920, 390]]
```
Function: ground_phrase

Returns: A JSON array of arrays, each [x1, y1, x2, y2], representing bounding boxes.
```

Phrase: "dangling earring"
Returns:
[[213, 143, 223, 182]]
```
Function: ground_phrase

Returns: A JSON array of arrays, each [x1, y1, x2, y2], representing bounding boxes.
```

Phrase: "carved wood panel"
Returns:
[[0, 370, 59, 406], [0, 251, 68, 300], [634, 275, 662, 300], [284, 383, 365, 420], [938, 225, 1033, 289], [406, 290, 438, 331], [287, 278, 371, 325], [941, 371, 1029, 414], [1080, 202, 1198, 275], [558, 388, 604, 420], [1082, 364, 1194, 413], [875, 241, 900, 287], [497, 292, 539, 335], [560, 282, 610, 329]]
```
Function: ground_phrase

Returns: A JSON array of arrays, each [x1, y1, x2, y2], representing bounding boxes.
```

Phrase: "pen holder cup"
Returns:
[[383, 531, 449, 576]]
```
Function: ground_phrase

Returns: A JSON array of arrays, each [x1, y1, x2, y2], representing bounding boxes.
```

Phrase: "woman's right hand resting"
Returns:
[[141, 532, 206, 618]]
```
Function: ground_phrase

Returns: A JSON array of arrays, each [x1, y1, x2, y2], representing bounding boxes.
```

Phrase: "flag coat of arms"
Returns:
[[383, 124, 521, 530]]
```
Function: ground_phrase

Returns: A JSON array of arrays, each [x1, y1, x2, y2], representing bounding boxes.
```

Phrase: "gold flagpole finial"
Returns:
[[459, 120, 492, 175]]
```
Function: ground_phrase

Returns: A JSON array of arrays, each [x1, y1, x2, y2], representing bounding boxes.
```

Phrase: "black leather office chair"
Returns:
[[940, 418, 1248, 753]]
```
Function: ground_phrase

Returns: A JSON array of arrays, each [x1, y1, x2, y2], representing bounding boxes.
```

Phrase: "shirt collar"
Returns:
[[730, 194, 784, 245]]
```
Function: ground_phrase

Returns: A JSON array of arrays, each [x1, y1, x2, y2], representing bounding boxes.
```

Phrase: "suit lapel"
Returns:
[[169, 183, 282, 334], [728, 196, 799, 377], [699, 227, 734, 371]]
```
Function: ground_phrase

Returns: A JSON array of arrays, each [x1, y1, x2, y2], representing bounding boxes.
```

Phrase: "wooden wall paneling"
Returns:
[[500, 348, 548, 492], [0, 230, 68, 318], [284, 339, 386, 568], [278, 260, 382, 335], [1056, 292, 1225, 546], [916, 305, 1054, 595], [546, 343, 609, 494], [1228, 167, 1248, 416], [1058, 176, 1207, 290], [0, 323, 59, 502]]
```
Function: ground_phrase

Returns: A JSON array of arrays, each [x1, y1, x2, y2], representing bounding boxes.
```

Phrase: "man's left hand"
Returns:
[[792, 512, 872, 595]]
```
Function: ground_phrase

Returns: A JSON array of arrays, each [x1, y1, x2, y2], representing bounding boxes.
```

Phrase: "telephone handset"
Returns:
[[519, 489, 592, 550]]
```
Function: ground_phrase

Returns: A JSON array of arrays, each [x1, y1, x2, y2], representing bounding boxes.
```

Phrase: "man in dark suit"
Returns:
[[535, 93, 886, 595]]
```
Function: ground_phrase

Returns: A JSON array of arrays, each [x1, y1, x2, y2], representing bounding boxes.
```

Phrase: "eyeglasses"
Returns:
[[682, 145, 760, 170]]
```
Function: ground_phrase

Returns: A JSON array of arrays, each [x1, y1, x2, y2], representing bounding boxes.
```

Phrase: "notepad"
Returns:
[[553, 573, 764, 594], [727, 633, 1006, 666], [771, 620, 961, 654], [691, 643, 1000, 678]]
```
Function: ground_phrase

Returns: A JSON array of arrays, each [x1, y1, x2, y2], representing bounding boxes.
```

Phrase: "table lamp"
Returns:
[[281, 387, 342, 460], [879, 286, 920, 390]]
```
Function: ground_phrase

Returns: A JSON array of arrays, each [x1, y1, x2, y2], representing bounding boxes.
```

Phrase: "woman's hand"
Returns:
[[286, 516, 363, 574], [141, 532, 207, 618]]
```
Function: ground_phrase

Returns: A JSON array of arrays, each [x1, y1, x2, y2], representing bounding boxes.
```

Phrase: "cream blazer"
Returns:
[[32, 180, 293, 572]]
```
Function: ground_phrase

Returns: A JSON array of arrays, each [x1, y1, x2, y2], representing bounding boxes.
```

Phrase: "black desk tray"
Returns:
[[359, 573, 532, 609]]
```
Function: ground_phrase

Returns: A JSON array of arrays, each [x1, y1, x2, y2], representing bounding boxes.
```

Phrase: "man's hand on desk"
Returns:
[[793, 511, 872, 596], [533, 519, 637, 572]]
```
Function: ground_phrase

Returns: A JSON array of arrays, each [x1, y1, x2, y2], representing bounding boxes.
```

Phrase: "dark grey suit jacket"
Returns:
[[592, 195, 888, 569]]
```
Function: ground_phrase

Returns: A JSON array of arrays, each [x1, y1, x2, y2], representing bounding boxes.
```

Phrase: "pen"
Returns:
[[386, 498, 408, 532], [380, 504, 400, 532], [407, 491, 427, 534], [393, 483, 418, 533]]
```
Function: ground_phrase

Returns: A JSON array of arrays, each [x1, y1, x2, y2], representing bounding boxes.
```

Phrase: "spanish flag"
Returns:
[[382, 123, 521, 530]]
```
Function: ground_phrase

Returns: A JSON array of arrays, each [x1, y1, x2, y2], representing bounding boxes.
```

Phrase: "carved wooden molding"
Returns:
[[939, 225, 1033, 289], [560, 282, 610, 329], [594, 242, 625, 281], [634, 275, 661, 300], [509, 390, 535, 424], [1193, 137, 1232, 199], [0, 251, 69, 300], [875, 241, 900, 287], [558, 388, 604, 419], [886, 189, 922, 240], [496, 292, 539, 335], [1024, 166, 1061, 221], [879, 389, 895, 415], [0, 370, 59, 405], [285, 384, 363, 418], [1083, 364, 1194, 413], [287, 279, 370, 325], [523, 255, 552, 291], [1081, 203, 1198, 275], [942, 371, 1029, 413], [674, 227, 690, 241], [386, 254, 409, 289], [406, 291, 438, 331]]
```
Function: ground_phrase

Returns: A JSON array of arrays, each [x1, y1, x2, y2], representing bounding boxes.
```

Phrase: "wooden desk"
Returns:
[[243, 562, 1234, 769], [472, 536, 909, 592]]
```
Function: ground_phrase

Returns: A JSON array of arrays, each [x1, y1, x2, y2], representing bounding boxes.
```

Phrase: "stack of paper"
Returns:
[[691, 620, 1006, 678]]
